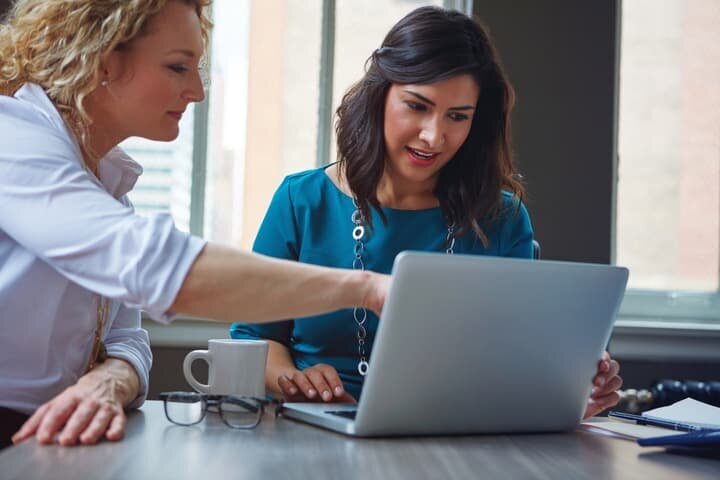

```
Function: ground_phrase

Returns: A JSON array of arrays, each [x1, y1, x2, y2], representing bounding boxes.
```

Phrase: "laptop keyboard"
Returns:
[[326, 410, 357, 420]]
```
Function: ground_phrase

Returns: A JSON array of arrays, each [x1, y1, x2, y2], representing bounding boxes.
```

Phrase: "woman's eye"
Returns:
[[406, 101, 427, 112], [168, 65, 189, 74], [448, 112, 470, 122]]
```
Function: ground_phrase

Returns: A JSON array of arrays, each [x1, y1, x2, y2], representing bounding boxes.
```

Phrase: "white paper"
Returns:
[[580, 419, 674, 440], [642, 397, 720, 430]]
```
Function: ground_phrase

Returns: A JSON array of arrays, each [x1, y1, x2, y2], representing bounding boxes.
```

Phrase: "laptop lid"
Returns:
[[348, 252, 628, 436], [281, 252, 628, 437]]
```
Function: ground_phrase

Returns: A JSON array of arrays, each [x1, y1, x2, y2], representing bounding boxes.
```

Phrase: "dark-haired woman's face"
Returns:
[[383, 74, 479, 187]]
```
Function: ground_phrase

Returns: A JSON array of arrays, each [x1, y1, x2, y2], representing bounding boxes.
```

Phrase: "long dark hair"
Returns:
[[335, 6, 524, 245]]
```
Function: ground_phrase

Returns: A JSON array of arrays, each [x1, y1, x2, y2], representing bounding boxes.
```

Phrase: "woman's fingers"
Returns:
[[304, 365, 352, 402], [607, 359, 620, 377], [584, 390, 621, 419], [104, 410, 127, 442], [592, 374, 623, 398], [316, 365, 346, 399], [78, 405, 117, 444], [593, 354, 620, 387], [291, 371, 318, 400], [36, 396, 80, 444], [280, 367, 351, 403], [277, 375, 299, 397], [11, 403, 50, 444], [305, 368, 334, 402], [584, 352, 622, 419], [58, 399, 101, 446], [11, 361, 134, 447]]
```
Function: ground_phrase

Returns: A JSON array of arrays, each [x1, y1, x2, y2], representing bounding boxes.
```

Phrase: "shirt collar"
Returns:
[[14, 83, 143, 199], [98, 147, 143, 198]]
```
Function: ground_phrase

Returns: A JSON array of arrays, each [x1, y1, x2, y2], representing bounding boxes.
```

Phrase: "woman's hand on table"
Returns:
[[12, 358, 139, 446], [277, 364, 356, 403]]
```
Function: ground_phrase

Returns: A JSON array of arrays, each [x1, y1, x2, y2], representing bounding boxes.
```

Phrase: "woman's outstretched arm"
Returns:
[[172, 243, 389, 323]]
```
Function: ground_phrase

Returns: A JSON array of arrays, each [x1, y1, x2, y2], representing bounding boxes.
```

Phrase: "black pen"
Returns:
[[607, 410, 704, 432]]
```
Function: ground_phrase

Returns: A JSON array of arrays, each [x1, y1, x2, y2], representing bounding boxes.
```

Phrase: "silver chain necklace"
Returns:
[[351, 200, 455, 376]]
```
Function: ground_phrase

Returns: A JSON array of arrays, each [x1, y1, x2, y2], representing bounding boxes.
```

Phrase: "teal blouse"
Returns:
[[230, 166, 534, 399]]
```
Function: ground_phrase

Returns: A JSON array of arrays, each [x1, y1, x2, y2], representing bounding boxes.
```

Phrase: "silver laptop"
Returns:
[[280, 251, 628, 437]]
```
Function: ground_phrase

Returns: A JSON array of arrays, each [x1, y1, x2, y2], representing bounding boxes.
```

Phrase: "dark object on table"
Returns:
[[618, 380, 720, 413]]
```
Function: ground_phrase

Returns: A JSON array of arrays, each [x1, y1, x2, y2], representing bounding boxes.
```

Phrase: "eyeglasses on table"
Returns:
[[159, 391, 274, 429]]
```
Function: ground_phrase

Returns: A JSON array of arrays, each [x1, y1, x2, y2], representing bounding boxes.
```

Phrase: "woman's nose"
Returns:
[[418, 118, 445, 149], [185, 69, 206, 103]]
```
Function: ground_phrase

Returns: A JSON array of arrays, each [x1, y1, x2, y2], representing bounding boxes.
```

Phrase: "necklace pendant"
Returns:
[[358, 360, 369, 376], [352, 225, 365, 240]]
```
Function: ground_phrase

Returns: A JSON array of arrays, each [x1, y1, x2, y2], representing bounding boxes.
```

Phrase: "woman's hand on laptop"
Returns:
[[277, 364, 356, 403], [583, 351, 622, 419]]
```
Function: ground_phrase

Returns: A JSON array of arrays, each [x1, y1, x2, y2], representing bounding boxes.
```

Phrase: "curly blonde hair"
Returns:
[[0, 0, 212, 155]]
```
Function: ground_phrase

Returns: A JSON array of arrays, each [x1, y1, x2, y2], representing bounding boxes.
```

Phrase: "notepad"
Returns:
[[580, 418, 677, 440], [642, 398, 720, 430]]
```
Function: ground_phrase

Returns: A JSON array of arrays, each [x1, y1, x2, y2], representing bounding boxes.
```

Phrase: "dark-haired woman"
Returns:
[[231, 6, 622, 418]]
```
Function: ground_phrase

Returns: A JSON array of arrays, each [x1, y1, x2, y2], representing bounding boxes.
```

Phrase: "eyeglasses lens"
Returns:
[[220, 396, 261, 428], [165, 392, 205, 425]]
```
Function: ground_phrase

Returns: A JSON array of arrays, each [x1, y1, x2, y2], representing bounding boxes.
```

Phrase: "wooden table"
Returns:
[[0, 401, 717, 479]]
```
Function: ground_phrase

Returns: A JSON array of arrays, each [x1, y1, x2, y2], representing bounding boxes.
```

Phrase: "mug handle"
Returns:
[[183, 350, 212, 393]]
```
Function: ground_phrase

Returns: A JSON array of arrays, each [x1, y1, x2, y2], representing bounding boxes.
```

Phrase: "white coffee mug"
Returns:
[[183, 339, 268, 397]]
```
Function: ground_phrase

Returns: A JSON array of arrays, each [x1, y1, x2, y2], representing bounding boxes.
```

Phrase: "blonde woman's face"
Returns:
[[102, 1, 205, 141], [383, 74, 479, 187]]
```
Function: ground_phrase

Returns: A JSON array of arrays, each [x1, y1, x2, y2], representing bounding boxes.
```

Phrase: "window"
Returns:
[[616, 0, 720, 325], [203, 0, 323, 247], [135, 1, 471, 342], [206, 0, 457, 248], [128, 0, 467, 250], [123, 105, 196, 233]]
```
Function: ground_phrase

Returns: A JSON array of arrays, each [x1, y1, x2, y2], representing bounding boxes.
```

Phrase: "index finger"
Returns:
[[12, 403, 50, 444]]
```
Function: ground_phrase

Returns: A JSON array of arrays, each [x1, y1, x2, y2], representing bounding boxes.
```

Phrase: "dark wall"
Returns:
[[0, 0, 10, 18], [149, 347, 205, 398], [474, 0, 618, 264], [471, 1, 720, 388]]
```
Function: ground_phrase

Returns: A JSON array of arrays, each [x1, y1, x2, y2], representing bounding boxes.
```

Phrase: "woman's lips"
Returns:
[[167, 111, 183, 121], [405, 146, 439, 166]]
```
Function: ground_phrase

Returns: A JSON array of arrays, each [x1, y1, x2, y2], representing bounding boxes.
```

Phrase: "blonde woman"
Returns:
[[0, 0, 388, 448]]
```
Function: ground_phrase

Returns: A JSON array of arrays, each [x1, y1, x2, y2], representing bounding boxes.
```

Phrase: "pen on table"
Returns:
[[607, 410, 704, 432]]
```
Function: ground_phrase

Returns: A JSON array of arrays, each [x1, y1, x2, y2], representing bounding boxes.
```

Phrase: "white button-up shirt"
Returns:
[[0, 84, 206, 414]]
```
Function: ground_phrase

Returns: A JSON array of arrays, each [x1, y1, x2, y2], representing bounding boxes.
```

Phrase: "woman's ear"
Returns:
[[99, 49, 129, 86]]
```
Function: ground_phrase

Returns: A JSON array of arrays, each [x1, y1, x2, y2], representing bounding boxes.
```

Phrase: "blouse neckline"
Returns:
[[320, 164, 442, 214]]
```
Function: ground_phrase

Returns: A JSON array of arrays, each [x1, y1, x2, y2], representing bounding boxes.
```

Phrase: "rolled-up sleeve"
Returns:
[[0, 123, 205, 323], [104, 304, 152, 408]]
